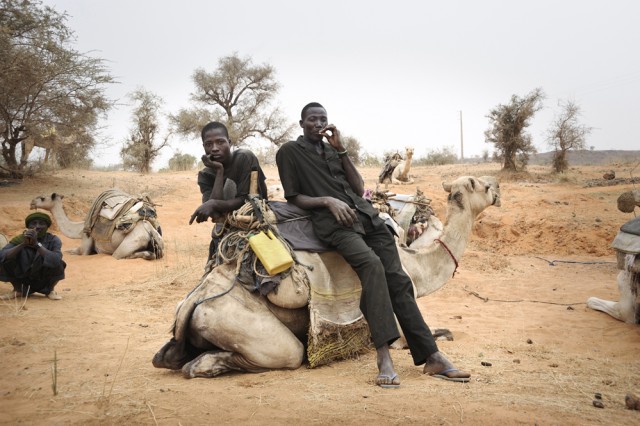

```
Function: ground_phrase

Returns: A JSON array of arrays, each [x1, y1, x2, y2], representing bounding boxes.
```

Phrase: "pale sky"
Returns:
[[41, 0, 640, 169]]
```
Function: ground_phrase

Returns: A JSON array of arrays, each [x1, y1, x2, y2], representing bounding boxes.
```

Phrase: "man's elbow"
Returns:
[[285, 194, 300, 206], [286, 195, 307, 209]]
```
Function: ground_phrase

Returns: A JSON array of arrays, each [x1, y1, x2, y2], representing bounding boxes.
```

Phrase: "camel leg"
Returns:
[[182, 351, 265, 378], [66, 247, 82, 255], [181, 284, 304, 378], [587, 297, 624, 321], [587, 270, 638, 323], [67, 235, 95, 255]]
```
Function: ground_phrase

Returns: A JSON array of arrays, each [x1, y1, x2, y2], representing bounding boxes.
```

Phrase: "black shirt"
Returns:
[[197, 149, 268, 202], [276, 136, 382, 241]]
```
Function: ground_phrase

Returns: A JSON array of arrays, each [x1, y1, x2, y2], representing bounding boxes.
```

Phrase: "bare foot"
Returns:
[[376, 345, 400, 388], [423, 351, 470, 382]]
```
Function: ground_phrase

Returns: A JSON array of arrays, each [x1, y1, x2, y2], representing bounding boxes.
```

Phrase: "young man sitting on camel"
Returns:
[[276, 102, 471, 388], [189, 121, 268, 261]]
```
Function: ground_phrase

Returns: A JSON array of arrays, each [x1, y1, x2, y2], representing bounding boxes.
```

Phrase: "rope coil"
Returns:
[[209, 200, 297, 280]]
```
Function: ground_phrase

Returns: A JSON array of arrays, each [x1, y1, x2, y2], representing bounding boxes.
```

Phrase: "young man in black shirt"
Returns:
[[190, 122, 268, 260], [276, 103, 470, 387]]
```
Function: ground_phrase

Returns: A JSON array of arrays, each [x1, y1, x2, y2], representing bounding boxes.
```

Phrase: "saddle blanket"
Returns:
[[269, 201, 402, 252]]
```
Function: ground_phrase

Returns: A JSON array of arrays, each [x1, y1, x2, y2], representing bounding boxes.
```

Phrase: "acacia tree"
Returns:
[[485, 88, 545, 171], [171, 53, 295, 146], [546, 100, 592, 173], [0, 0, 113, 177], [56, 130, 95, 169], [341, 135, 362, 165], [167, 151, 196, 171], [120, 88, 170, 173]]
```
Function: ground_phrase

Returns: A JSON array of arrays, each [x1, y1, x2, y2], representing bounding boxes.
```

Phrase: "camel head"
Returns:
[[442, 176, 501, 217], [405, 147, 414, 159], [30, 193, 64, 211]]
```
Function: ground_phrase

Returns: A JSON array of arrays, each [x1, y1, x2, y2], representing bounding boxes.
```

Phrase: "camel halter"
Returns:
[[435, 238, 459, 277]]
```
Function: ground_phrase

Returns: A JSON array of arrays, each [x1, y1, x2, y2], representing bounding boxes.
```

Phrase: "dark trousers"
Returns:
[[0, 259, 65, 296], [327, 214, 438, 365]]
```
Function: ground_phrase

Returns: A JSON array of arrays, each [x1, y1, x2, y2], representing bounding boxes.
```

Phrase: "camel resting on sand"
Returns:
[[587, 189, 640, 323], [378, 152, 402, 188], [30, 191, 164, 260], [152, 175, 501, 378], [391, 147, 414, 185]]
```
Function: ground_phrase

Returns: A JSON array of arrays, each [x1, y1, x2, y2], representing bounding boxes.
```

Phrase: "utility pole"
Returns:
[[459, 110, 464, 162]]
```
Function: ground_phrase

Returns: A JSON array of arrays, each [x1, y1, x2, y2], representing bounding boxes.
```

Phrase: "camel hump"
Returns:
[[84, 190, 159, 238]]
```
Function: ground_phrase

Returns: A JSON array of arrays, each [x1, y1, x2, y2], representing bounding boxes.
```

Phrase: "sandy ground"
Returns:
[[0, 162, 639, 425]]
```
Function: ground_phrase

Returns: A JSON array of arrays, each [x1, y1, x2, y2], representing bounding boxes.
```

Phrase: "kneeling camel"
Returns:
[[31, 191, 164, 260], [153, 175, 501, 378]]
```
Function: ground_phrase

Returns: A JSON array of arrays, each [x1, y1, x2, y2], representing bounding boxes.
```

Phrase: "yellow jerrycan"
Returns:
[[248, 229, 294, 275]]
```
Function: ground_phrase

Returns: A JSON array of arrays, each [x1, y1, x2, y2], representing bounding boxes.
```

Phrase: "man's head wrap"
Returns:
[[25, 212, 52, 227]]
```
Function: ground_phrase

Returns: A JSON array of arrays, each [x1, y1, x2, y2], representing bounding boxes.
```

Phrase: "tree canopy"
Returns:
[[170, 53, 295, 147], [120, 88, 170, 173], [484, 88, 545, 171], [167, 151, 196, 171], [0, 0, 114, 177], [546, 100, 592, 173]]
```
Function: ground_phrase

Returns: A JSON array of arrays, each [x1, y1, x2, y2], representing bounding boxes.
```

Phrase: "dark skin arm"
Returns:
[[189, 197, 245, 224], [2, 229, 47, 259], [320, 124, 365, 196], [287, 194, 358, 227], [190, 155, 245, 224], [201, 155, 225, 201]]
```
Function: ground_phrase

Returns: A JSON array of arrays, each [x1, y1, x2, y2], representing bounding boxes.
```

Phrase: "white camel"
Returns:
[[153, 175, 501, 378], [392, 147, 414, 185], [30, 192, 164, 260], [587, 189, 640, 323]]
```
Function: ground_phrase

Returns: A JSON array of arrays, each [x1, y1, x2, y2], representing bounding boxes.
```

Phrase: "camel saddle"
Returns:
[[83, 189, 160, 242], [269, 201, 402, 252], [611, 217, 640, 272], [306, 251, 373, 368], [269, 202, 395, 368]]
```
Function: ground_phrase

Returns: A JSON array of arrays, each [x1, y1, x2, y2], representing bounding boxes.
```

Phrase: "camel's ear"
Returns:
[[52, 193, 64, 200], [442, 181, 452, 193], [463, 178, 476, 192]]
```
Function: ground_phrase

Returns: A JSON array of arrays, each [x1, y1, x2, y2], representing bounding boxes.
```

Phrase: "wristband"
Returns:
[[337, 150, 348, 158]]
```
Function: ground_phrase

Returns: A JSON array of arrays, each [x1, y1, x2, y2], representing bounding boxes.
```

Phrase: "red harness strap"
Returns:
[[435, 238, 459, 277]]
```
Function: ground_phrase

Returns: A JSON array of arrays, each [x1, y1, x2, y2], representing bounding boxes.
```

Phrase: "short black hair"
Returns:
[[201, 121, 230, 142], [301, 102, 325, 120]]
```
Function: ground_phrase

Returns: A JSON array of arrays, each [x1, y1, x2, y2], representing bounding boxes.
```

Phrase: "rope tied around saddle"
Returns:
[[83, 189, 161, 241], [205, 198, 307, 297]]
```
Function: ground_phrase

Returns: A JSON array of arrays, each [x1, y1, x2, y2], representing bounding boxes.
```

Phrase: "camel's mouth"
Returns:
[[492, 193, 501, 207]]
